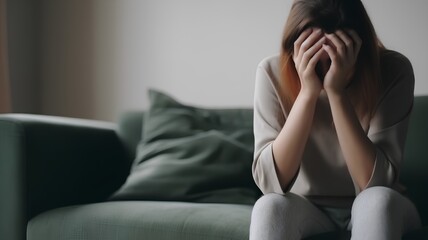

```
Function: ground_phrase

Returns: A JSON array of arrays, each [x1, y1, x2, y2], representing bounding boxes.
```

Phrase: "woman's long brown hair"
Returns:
[[280, 0, 384, 122]]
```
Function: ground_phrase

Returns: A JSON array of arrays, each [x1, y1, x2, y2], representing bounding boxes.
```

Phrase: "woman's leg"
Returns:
[[250, 192, 336, 240], [349, 186, 421, 240]]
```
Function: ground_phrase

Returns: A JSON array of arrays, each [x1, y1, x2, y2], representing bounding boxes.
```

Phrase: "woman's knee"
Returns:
[[252, 193, 303, 219], [253, 193, 290, 214], [251, 193, 337, 240], [349, 187, 421, 237], [352, 186, 401, 217]]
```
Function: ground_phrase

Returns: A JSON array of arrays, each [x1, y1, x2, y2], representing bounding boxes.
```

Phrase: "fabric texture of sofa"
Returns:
[[1, 93, 427, 240]]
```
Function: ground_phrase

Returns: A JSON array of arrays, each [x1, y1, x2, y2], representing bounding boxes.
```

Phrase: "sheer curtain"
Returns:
[[0, 0, 11, 113]]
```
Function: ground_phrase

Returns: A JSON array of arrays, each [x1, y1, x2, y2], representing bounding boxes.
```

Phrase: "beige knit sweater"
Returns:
[[252, 50, 415, 208]]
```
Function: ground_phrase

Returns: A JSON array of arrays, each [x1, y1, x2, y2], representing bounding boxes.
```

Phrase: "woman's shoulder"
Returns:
[[379, 49, 414, 92], [258, 54, 280, 69], [257, 54, 282, 85], [379, 49, 413, 76], [255, 54, 286, 111], [380, 49, 410, 63]]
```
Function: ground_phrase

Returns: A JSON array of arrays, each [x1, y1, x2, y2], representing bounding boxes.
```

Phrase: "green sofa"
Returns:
[[1, 96, 427, 240]]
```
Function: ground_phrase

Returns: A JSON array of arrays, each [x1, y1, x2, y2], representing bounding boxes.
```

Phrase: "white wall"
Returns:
[[363, 0, 428, 96], [38, 0, 428, 121]]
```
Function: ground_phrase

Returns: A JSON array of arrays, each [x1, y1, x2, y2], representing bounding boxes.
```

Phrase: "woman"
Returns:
[[250, 0, 421, 239]]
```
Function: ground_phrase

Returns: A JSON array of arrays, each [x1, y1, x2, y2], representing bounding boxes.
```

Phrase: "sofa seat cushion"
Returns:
[[27, 201, 252, 240]]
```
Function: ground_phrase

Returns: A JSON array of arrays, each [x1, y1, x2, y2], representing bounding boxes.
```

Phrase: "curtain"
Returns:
[[0, 0, 11, 113]]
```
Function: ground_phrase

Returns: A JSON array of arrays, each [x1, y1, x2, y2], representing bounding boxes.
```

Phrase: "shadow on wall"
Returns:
[[6, 0, 39, 113], [38, 0, 98, 119]]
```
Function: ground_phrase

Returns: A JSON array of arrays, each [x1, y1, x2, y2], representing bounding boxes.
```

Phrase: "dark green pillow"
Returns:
[[111, 89, 260, 204]]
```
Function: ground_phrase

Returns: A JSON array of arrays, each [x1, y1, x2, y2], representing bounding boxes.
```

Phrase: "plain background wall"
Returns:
[[9, 0, 428, 121]]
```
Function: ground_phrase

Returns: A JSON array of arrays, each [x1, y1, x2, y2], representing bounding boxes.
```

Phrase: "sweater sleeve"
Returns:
[[252, 60, 291, 194], [361, 51, 415, 194]]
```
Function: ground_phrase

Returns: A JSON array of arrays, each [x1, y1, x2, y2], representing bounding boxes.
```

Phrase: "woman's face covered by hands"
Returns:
[[293, 28, 362, 93]]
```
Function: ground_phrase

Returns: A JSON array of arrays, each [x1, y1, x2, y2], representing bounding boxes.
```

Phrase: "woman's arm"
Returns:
[[272, 91, 319, 190], [252, 28, 326, 192], [326, 91, 376, 191], [323, 32, 415, 192], [322, 30, 376, 191], [272, 28, 327, 190]]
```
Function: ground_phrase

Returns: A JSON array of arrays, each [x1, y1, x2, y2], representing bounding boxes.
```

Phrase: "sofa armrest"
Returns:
[[0, 114, 130, 240]]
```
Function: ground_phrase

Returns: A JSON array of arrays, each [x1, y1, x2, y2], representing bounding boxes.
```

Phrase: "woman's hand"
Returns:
[[322, 30, 362, 94], [293, 28, 326, 97]]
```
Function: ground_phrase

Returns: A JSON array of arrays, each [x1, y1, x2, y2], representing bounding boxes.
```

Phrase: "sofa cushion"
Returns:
[[27, 201, 252, 240], [111, 89, 260, 204], [401, 96, 428, 225]]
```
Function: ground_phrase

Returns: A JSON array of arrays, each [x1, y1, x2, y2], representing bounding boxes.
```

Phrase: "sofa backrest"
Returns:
[[402, 96, 428, 225]]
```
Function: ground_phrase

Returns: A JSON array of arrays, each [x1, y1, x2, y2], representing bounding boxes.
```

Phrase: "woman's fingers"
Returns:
[[322, 43, 336, 62], [335, 30, 354, 56], [292, 28, 360, 93], [300, 29, 323, 53], [294, 28, 323, 63], [346, 29, 362, 57], [325, 32, 345, 57], [326, 30, 361, 62], [292, 28, 325, 93], [294, 28, 313, 60], [300, 36, 326, 69], [319, 29, 361, 92], [306, 45, 326, 71]]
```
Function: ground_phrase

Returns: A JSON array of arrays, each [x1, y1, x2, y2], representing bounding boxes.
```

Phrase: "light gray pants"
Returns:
[[250, 187, 421, 240]]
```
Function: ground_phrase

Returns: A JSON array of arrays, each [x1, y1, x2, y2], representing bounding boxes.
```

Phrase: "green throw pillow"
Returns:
[[111, 89, 260, 204]]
